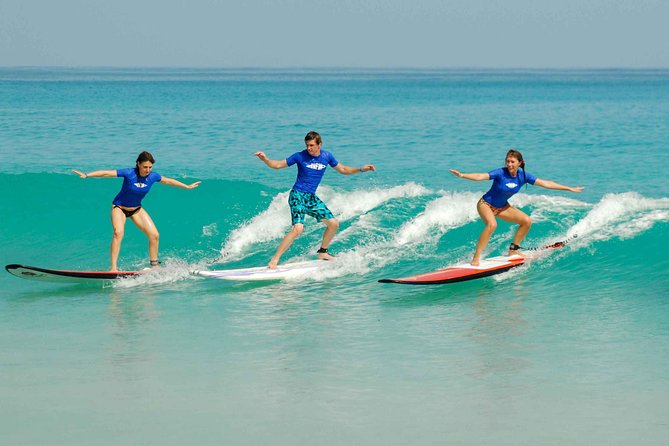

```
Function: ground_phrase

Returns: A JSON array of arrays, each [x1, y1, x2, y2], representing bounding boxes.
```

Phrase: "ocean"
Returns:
[[1, 68, 668, 445]]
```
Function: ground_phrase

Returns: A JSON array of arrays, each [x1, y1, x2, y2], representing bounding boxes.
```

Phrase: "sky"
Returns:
[[1, 0, 667, 68]]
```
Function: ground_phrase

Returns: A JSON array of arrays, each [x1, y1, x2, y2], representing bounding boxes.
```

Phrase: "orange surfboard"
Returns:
[[379, 255, 526, 285]]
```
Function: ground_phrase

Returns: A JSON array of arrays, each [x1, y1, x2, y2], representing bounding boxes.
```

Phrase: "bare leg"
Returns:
[[268, 224, 304, 269], [110, 207, 126, 272], [318, 218, 339, 260], [130, 209, 160, 267], [472, 200, 497, 266], [497, 207, 532, 257]]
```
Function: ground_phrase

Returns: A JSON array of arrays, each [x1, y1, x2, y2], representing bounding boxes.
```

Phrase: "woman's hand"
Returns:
[[72, 169, 87, 178]]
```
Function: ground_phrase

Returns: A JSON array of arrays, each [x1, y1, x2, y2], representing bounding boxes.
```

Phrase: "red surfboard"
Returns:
[[378, 237, 573, 285], [5, 264, 143, 283], [378, 255, 526, 285]]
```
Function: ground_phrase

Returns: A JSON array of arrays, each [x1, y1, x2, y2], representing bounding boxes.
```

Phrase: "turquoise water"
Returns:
[[1, 68, 668, 445]]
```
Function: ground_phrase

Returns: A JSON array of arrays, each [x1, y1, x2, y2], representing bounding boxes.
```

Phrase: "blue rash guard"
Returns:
[[286, 150, 339, 194], [482, 167, 537, 208], [112, 168, 162, 207]]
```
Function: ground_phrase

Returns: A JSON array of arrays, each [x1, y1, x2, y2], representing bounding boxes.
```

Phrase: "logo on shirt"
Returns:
[[134, 182, 148, 188], [305, 162, 327, 170], [505, 182, 518, 189]]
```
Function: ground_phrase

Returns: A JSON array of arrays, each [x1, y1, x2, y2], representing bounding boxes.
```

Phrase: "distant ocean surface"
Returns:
[[1, 68, 668, 445]]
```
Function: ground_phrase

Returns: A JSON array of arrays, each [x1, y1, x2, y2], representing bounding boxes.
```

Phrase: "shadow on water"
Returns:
[[195, 275, 285, 294], [4, 282, 114, 303], [104, 288, 162, 374], [3, 274, 193, 302], [377, 277, 503, 308]]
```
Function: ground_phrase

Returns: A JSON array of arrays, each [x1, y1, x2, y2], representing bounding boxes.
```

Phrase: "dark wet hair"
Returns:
[[304, 131, 322, 145], [506, 149, 527, 188], [136, 151, 155, 165]]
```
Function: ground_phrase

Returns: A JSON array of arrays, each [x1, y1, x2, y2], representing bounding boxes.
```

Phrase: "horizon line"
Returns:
[[2, 65, 669, 71]]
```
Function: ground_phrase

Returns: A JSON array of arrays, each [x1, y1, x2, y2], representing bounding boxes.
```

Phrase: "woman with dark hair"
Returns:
[[449, 149, 583, 266], [72, 151, 201, 271]]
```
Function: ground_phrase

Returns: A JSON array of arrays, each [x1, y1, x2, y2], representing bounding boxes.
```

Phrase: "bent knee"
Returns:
[[484, 222, 497, 233], [326, 219, 340, 230]]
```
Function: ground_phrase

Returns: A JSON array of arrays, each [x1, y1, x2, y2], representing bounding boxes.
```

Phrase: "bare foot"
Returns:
[[508, 250, 525, 258], [471, 259, 480, 266], [317, 252, 335, 261], [268, 259, 279, 269]]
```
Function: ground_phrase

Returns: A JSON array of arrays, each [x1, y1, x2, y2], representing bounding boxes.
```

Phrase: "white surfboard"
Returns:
[[193, 260, 329, 281]]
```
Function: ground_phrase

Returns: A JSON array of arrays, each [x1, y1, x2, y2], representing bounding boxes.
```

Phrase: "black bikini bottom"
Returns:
[[113, 205, 141, 218]]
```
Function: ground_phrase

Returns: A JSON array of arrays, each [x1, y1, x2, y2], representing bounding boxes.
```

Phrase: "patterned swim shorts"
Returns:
[[288, 189, 335, 225]]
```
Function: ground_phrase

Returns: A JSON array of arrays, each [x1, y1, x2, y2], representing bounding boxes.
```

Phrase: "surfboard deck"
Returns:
[[5, 264, 143, 283], [194, 260, 328, 281], [378, 237, 574, 285], [378, 255, 526, 285]]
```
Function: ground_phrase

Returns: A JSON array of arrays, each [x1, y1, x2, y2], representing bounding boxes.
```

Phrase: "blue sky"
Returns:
[[1, 0, 667, 68]]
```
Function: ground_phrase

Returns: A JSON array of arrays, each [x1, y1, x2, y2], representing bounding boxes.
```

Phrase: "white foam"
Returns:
[[201, 223, 218, 237], [218, 183, 431, 261], [279, 249, 379, 283], [319, 182, 430, 220], [512, 193, 590, 223], [568, 192, 669, 243], [112, 259, 193, 288], [393, 191, 480, 246], [211, 189, 668, 283], [217, 190, 292, 261], [511, 193, 589, 210]]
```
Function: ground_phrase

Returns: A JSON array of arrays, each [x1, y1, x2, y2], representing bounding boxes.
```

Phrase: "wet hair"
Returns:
[[136, 151, 155, 165], [304, 131, 322, 145], [506, 149, 527, 188]]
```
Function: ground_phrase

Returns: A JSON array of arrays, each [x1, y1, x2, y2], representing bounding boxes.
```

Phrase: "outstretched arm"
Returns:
[[534, 178, 584, 193], [333, 163, 376, 175], [254, 152, 288, 169], [160, 177, 202, 190], [449, 169, 489, 181], [72, 169, 118, 179]]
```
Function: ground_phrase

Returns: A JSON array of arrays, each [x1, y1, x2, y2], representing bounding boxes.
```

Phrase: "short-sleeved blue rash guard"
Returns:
[[286, 150, 339, 194], [112, 168, 162, 207], [482, 167, 537, 208]]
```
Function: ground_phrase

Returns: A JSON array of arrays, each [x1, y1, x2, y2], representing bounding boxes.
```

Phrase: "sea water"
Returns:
[[1, 68, 668, 445]]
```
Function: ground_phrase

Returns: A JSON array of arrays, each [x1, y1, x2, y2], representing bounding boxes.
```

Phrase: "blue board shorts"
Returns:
[[288, 189, 335, 225]]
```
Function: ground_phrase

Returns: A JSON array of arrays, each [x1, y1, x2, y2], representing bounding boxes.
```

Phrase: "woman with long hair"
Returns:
[[450, 149, 583, 266]]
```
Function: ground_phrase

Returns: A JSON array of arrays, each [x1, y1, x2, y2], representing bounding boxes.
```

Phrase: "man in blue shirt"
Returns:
[[255, 131, 375, 269]]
